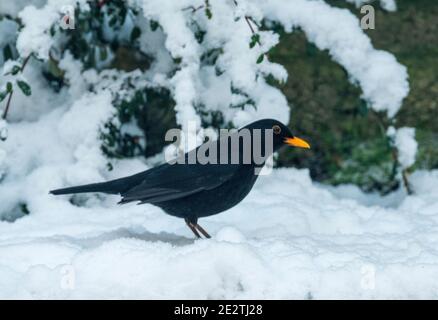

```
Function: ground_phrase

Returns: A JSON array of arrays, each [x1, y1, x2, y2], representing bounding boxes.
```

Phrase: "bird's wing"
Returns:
[[118, 163, 239, 204]]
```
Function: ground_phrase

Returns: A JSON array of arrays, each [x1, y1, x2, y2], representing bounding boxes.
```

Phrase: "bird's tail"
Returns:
[[50, 168, 152, 196], [50, 181, 122, 195]]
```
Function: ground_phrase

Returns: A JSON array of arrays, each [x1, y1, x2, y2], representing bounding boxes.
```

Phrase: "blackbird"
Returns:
[[50, 119, 310, 238]]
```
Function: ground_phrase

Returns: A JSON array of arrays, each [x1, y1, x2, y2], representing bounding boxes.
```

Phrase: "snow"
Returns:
[[346, 0, 397, 12], [259, 0, 409, 117], [0, 19, 19, 66], [387, 126, 418, 170], [17, 5, 61, 60], [379, 0, 397, 12], [0, 89, 114, 220], [0, 0, 46, 17], [0, 167, 438, 298], [394, 127, 418, 169], [16, 0, 87, 59]]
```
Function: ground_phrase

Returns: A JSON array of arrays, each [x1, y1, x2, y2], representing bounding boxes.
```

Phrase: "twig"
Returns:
[[182, 5, 204, 13], [1, 90, 13, 120], [20, 54, 32, 71], [233, 1, 260, 33], [402, 169, 414, 195], [233, 0, 264, 54], [246, 16, 260, 28], [245, 16, 256, 34], [233, 0, 256, 34], [1, 53, 32, 120]]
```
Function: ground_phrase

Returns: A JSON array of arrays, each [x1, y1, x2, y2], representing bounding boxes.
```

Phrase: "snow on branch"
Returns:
[[16, 0, 85, 60], [389, 126, 418, 170], [346, 0, 397, 12], [13, 0, 409, 126], [259, 0, 409, 118]]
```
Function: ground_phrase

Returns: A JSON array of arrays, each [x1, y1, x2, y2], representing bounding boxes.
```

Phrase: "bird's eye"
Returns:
[[273, 125, 281, 135]]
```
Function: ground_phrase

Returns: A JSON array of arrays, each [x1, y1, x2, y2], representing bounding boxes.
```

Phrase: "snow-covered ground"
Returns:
[[1, 167, 438, 299]]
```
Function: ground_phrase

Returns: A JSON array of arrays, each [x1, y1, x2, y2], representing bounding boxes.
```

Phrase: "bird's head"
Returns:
[[242, 118, 310, 152]]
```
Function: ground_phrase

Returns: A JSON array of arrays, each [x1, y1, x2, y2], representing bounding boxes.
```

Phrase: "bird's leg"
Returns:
[[194, 223, 211, 239], [185, 218, 201, 238]]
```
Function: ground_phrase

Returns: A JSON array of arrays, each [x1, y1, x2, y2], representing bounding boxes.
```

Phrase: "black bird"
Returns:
[[50, 119, 310, 238]]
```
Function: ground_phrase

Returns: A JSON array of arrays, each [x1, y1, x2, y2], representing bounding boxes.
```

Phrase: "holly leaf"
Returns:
[[4, 64, 21, 76], [130, 26, 141, 41], [3, 44, 13, 62], [6, 82, 12, 93], [11, 65, 21, 75], [256, 54, 264, 64], [205, 8, 212, 19], [16, 80, 31, 96], [249, 34, 260, 48]]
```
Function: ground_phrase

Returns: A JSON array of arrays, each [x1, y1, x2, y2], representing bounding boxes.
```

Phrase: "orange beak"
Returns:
[[284, 136, 311, 149]]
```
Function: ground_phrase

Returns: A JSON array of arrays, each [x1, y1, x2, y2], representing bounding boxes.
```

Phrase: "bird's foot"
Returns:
[[185, 219, 201, 238], [194, 223, 211, 238], [185, 219, 211, 239]]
